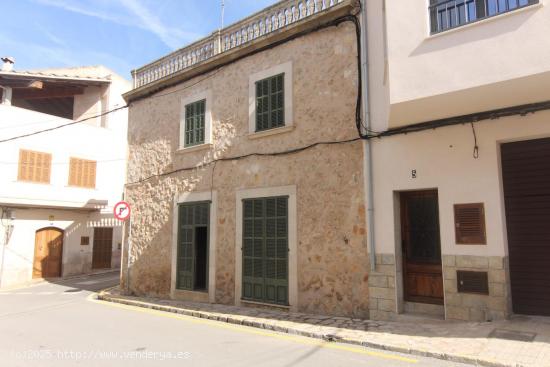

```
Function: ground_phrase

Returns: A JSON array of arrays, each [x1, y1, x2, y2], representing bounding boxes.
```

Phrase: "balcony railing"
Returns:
[[132, 0, 345, 89], [429, 0, 539, 34]]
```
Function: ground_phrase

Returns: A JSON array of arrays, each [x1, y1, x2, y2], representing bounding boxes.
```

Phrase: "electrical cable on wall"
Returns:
[[471, 122, 479, 159], [1, 10, 549, 167]]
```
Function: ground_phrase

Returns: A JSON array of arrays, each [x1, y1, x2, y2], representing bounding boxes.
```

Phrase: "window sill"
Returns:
[[427, 2, 543, 39], [247, 125, 294, 140], [16, 180, 51, 186], [176, 143, 212, 154], [66, 185, 97, 190], [241, 299, 290, 309]]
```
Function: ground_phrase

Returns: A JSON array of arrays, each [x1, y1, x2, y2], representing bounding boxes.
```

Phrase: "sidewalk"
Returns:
[[98, 287, 550, 367], [0, 269, 119, 292]]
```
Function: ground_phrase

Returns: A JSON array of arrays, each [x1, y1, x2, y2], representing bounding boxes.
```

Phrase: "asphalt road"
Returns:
[[0, 272, 470, 367]]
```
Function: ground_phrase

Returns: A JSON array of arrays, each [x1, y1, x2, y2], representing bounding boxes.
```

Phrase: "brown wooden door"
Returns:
[[92, 227, 113, 269], [33, 228, 63, 279], [502, 138, 550, 316], [401, 190, 444, 305]]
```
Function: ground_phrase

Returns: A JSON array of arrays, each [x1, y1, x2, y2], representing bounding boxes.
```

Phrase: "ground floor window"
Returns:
[[242, 196, 288, 305], [177, 202, 209, 291]]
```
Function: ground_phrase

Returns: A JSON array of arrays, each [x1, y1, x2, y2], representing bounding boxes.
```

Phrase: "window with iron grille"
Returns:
[[255, 74, 285, 132], [184, 99, 206, 147], [429, 0, 539, 34]]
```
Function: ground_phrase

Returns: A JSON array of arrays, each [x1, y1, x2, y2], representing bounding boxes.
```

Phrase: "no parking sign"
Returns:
[[114, 201, 131, 221]]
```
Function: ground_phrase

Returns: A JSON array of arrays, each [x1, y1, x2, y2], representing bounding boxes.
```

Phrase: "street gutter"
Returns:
[[95, 288, 517, 367]]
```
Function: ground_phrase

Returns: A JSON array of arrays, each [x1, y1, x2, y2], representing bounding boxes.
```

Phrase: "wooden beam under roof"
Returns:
[[13, 85, 84, 100]]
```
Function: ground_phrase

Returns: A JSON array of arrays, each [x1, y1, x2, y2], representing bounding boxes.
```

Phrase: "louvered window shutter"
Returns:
[[454, 203, 486, 244], [184, 99, 206, 147], [242, 197, 288, 305], [69, 158, 97, 188], [177, 204, 194, 290], [18, 149, 51, 183], [18, 150, 27, 181], [42, 153, 51, 183], [255, 73, 284, 132], [88, 161, 97, 188]]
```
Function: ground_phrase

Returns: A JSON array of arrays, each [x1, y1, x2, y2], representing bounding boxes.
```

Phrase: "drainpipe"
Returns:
[[360, 0, 376, 271]]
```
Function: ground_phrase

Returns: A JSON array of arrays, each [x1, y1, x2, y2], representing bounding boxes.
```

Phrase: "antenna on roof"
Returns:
[[220, 0, 225, 29]]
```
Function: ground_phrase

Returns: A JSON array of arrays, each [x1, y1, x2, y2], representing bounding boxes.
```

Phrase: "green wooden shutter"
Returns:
[[255, 74, 284, 132], [264, 197, 288, 304], [177, 204, 195, 290], [270, 74, 284, 129], [242, 197, 288, 305], [184, 99, 206, 147]]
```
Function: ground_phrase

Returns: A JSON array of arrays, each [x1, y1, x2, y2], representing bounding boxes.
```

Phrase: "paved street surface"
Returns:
[[0, 272, 468, 367]]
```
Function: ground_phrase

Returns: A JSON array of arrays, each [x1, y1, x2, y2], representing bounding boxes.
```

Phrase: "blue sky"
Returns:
[[1, 0, 278, 80]]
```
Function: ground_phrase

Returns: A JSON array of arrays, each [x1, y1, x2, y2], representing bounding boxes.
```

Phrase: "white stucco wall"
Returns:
[[371, 109, 550, 258], [1, 209, 122, 287], [371, 0, 550, 128], [0, 71, 130, 288]]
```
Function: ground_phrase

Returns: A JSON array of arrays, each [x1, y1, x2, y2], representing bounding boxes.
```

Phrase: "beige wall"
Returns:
[[369, 107, 550, 320], [372, 110, 550, 257], [123, 23, 369, 317], [369, 0, 550, 128]]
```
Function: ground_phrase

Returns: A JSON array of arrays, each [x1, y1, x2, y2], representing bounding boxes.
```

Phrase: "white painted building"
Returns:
[[363, 0, 550, 321], [0, 62, 130, 288]]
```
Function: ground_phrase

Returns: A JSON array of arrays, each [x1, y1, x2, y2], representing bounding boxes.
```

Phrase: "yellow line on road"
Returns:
[[88, 295, 418, 364]]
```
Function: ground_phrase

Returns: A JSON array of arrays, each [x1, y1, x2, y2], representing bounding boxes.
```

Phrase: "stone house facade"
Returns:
[[122, 0, 370, 317]]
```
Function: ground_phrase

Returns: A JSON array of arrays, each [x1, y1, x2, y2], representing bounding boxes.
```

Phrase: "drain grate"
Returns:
[[489, 329, 537, 342]]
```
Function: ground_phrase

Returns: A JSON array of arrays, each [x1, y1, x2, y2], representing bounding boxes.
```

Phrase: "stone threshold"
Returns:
[[96, 288, 523, 367]]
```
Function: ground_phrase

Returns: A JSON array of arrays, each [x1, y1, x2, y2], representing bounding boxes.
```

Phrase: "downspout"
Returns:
[[360, 0, 376, 271], [0, 209, 6, 288]]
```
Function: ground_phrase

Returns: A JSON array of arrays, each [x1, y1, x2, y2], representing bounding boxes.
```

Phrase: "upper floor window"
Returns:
[[429, 0, 539, 34], [18, 149, 51, 184], [184, 99, 206, 147], [68, 157, 97, 188], [255, 74, 285, 132], [179, 91, 212, 151], [248, 62, 293, 136]]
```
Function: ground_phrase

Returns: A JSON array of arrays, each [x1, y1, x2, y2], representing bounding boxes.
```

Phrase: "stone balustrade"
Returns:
[[132, 0, 346, 89]]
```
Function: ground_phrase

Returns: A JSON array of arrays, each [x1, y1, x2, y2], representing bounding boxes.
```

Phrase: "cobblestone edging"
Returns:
[[96, 291, 521, 367]]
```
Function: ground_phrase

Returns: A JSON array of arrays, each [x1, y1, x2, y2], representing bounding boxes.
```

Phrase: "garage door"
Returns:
[[501, 137, 550, 316]]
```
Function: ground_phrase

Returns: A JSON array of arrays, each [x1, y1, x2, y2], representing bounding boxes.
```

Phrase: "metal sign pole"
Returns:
[[126, 216, 132, 294]]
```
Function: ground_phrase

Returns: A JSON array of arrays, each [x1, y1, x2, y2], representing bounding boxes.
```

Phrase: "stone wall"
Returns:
[[443, 255, 510, 321], [368, 254, 397, 321], [123, 23, 370, 317]]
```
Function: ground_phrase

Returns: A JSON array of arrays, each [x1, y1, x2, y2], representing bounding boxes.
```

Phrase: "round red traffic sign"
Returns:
[[114, 201, 131, 221]]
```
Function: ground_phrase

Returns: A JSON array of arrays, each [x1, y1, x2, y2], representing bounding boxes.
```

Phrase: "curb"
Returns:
[[96, 293, 518, 367]]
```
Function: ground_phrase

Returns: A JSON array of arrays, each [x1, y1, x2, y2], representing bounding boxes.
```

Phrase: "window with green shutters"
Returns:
[[184, 99, 206, 147], [255, 73, 285, 132], [242, 196, 288, 305], [177, 202, 209, 291]]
